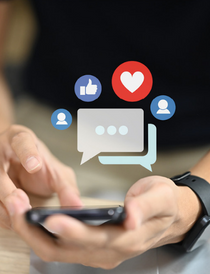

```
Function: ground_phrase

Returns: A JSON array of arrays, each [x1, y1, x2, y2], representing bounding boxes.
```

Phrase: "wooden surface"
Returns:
[[0, 195, 122, 274]]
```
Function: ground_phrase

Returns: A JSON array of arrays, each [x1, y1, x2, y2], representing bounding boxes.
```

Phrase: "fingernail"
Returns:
[[25, 157, 41, 171], [44, 222, 62, 234]]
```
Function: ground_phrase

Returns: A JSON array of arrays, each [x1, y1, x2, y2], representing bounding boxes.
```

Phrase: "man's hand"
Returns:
[[0, 124, 82, 229], [10, 175, 198, 269]]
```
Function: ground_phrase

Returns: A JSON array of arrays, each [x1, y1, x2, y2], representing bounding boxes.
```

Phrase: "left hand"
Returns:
[[0, 125, 82, 229], [11, 175, 183, 269]]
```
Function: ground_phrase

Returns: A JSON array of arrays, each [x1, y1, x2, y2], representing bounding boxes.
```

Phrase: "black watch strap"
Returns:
[[171, 171, 210, 216]]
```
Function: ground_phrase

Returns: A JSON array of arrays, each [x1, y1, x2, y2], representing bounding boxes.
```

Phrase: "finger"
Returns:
[[0, 159, 30, 217], [2, 186, 31, 217], [9, 129, 42, 173], [30, 139, 82, 205], [13, 209, 106, 265], [58, 185, 83, 206], [0, 201, 11, 229], [44, 214, 117, 247], [10, 199, 59, 262], [43, 214, 143, 262], [43, 161, 83, 206], [0, 170, 16, 201], [124, 185, 175, 230]]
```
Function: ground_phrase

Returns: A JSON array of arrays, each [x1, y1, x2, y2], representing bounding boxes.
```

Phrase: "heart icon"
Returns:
[[120, 71, 144, 93]]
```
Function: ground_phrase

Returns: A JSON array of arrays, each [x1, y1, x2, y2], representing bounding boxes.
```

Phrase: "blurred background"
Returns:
[[3, 0, 209, 201]]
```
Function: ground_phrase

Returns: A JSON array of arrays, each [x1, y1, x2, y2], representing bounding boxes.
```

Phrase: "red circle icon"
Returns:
[[112, 61, 153, 102]]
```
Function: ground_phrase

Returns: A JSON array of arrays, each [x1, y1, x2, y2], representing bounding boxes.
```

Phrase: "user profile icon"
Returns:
[[51, 108, 72, 130], [56, 113, 68, 125], [157, 99, 170, 114], [150, 95, 176, 120]]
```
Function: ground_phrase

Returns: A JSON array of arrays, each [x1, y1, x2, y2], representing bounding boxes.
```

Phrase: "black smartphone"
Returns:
[[25, 206, 126, 226]]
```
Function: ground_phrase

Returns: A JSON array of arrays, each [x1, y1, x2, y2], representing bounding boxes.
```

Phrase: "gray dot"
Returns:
[[119, 126, 128, 135], [107, 126, 117, 135], [31, 212, 40, 221], [108, 209, 114, 216], [95, 126, 105, 135]]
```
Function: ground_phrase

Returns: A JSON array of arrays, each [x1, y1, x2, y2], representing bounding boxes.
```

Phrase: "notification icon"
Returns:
[[112, 61, 153, 102]]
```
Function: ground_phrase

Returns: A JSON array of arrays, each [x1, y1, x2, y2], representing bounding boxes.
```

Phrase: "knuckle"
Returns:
[[10, 131, 38, 160], [9, 125, 30, 136], [8, 124, 20, 134], [10, 126, 37, 147], [11, 131, 30, 148]]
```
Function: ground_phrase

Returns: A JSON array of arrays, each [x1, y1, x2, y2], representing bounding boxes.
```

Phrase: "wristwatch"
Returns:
[[171, 171, 210, 252]]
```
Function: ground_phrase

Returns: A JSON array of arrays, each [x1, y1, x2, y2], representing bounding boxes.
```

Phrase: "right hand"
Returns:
[[8, 175, 193, 268], [0, 124, 82, 229]]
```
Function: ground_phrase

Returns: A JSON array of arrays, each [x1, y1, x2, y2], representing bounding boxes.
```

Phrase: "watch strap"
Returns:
[[171, 171, 210, 216]]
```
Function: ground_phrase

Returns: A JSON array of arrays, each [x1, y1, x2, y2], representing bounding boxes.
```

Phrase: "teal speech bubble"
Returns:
[[98, 124, 157, 171]]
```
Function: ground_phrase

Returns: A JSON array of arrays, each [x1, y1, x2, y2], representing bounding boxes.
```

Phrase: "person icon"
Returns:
[[150, 95, 175, 121], [56, 112, 68, 125], [51, 109, 72, 130], [156, 99, 170, 114]]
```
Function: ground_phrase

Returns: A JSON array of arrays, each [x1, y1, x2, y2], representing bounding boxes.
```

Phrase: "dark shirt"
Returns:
[[25, 0, 210, 148]]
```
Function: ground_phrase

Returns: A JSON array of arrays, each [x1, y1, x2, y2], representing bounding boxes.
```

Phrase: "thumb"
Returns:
[[87, 79, 92, 86], [124, 197, 143, 230]]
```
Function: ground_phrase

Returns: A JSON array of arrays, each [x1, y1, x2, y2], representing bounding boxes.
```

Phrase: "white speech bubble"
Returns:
[[77, 109, 144, 164]]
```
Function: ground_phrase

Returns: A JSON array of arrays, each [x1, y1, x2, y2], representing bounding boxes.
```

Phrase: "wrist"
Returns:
[[190, 151, 210, 183], [156, 184, 202, 247], [173, 185, 202, 242]]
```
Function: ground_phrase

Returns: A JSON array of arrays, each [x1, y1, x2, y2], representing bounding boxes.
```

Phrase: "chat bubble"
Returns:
[[98, 124, 157, 171], [77, 109, 144, 164]]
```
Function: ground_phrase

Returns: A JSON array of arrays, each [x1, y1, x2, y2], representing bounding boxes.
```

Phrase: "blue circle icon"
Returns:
[[150, 95, 176, 120], [74, 75, 102, 102], [51, 109, 72, 130]]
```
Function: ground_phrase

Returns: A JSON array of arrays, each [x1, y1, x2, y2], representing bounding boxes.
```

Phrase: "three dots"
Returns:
[[95, 125, 128, 136]]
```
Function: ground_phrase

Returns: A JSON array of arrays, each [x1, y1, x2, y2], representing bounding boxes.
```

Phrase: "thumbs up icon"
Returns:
[[80, 79, 98, 95], [75, 75, 102, 102]]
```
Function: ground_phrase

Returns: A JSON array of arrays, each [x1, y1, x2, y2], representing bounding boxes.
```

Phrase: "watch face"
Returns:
[[183, 215, 210, 252]]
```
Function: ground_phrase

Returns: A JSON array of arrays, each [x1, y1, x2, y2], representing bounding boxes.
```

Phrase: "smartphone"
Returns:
[[25, 206, 126, 226]]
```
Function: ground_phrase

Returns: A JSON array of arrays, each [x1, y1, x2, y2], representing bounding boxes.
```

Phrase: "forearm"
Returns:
[[0, 72, 14, 132], [190, 150, 210, 183], [0, 2, 14, 132]]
